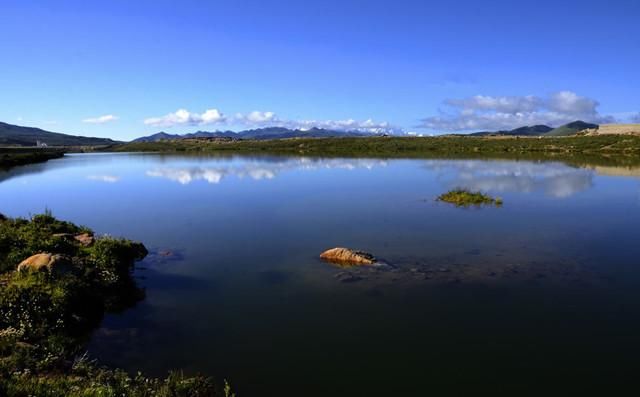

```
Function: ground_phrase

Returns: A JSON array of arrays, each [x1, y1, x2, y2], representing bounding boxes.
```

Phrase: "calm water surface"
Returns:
[[2, 153, 640, 395]]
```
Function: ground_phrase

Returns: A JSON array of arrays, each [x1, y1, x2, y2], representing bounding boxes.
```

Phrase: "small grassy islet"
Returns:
[[437, 189, 503, 207]]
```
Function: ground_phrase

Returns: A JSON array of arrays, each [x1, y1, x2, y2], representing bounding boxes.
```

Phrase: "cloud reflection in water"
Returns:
[[425, 160, 594, 198], [146, 158, 387, 185], [87, 175, 120, 183]]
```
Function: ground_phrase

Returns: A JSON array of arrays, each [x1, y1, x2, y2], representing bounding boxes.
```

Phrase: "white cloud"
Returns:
[[83, 114, 118, 124], [446, 95, 542, 114], [546, 91, 599, 115], [144, 107, 400, 134], [290, 118, 401, 134], [235, 111, 278, 125], [406, 131, 433, 137], [144, 108, 226, 127], [420, 91, 615, 132]]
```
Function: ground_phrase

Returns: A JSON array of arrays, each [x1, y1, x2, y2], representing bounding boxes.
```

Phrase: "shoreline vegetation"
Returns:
[[0, 148, 65, 169], [111, 135, 640, 167], [0, 212, 226, 396], [4, 135, 640, 170]]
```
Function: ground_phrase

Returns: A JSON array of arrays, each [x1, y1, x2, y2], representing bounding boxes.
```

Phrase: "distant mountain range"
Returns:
[[132, 127, 373, 142], [0, 122, 118, 147], [470, 121, 598, 137], [0, 119, 602, 148]]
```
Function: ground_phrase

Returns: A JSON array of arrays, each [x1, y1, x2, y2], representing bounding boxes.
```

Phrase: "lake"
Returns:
[[2, 153, 640, 395]]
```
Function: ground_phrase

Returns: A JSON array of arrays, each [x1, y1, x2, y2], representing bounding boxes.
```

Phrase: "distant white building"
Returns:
[[36, 140, 48, 148]]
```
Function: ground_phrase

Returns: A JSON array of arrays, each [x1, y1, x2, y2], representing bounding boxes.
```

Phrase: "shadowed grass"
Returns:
[[0, 148, 64, 168]]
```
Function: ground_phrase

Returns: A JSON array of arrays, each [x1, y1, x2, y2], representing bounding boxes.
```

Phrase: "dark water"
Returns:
[[2, 153, 640, 395]]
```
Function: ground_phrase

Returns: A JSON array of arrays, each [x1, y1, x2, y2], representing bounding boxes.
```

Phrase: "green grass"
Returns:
[[437, 189, 503, 207], [113, 135, 640, 156], [110, 135, 640, 168], [0, 213, 224, 396]]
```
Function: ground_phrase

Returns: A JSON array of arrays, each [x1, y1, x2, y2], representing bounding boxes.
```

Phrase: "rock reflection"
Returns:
[[146, 158, 387, 185], [425, 160, 594, 198]]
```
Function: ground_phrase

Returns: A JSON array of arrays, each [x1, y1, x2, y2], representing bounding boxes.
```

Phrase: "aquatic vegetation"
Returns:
[[0, 213, 221, 396], [437, 189, 503, 207]]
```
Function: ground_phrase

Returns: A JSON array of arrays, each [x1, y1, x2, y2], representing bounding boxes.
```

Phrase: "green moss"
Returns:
[[437, 189, 503, 207], [0, 213, 222, 396]]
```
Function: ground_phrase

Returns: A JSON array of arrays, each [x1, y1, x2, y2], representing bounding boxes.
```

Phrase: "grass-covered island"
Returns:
[[0, 212, 228, 396], [437, 189, 503, 207]]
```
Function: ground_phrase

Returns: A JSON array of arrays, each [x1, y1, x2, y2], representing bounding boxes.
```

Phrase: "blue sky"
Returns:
[[1, 0, 639, 139]]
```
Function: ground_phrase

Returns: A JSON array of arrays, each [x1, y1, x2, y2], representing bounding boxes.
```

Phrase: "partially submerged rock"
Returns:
[[74, 232, 95, 247], [320, 247, 376, 266], [53, 232, 95, 246], [17, 253, 73, 275]]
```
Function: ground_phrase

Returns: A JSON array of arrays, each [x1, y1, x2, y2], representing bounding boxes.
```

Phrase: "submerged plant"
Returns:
[[437, 189, 503, 207]]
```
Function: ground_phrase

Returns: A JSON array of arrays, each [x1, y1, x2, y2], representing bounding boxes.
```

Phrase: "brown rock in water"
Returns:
[[74, 233, 95, 246], [320, 247, 376, 266], [17, 253, 73, 275]]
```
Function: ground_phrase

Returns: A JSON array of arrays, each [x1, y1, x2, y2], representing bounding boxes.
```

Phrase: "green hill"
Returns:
[[0, 121, 118, 147], [545, 121, 598, 137], [470, 125, 553, 136]]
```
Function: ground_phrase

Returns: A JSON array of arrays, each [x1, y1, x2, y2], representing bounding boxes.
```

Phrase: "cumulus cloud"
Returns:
[[420, 91, 615, 132], [290, 118, 401, 134], [83, 114, 118, 124], [144, 108, 226, 127], [234, 111, 278, 125], [144, 108, 399, 134], [446, 95, 542, 114]]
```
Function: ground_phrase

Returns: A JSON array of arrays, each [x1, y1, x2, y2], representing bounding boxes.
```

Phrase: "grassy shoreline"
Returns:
[[111, 135, 640, 167], [0, 148, 65, 169], [0, 212, 224, 396]]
